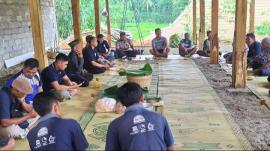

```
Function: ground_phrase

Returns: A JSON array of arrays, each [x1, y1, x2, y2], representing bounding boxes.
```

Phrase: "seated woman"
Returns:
[[253, 38, 270, 76], [115, 32, 140, 58], [178, 33, 198, 57], [83, 35, 110, 74], [66, 39, 93, 87], [150, 28, 170, 58], [97, 34, 115, 62]]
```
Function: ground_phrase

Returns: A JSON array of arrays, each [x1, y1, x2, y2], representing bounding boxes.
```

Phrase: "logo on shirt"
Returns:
[[130, 115, 156, 135], [37, 127, 48, 137], [133, 115, 145, 124]]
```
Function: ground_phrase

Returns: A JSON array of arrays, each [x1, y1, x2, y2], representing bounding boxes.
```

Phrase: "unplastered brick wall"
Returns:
[[0, 0, 57, 71]]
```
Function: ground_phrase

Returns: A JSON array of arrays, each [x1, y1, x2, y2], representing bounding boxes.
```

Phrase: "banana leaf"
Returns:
[[119, 63, 153, 76], [103, 85, 160, 102]]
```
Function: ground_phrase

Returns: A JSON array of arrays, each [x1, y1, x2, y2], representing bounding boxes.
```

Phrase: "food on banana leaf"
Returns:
[[119, 63, 152, 76]]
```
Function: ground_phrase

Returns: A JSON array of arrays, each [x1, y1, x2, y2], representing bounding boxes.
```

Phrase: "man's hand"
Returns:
[[27, 111, 38, 118]]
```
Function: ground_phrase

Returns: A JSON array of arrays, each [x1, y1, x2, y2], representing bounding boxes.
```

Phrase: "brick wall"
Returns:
[[0, 0, 57, 70]]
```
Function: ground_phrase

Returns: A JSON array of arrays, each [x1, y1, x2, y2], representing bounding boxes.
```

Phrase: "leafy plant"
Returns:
[[256, 22, 270, 35], [169, 34, 180, 48]]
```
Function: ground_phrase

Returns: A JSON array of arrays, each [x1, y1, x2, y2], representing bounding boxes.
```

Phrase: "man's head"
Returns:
[[22, 58, 39, 79], [155, 28, 161, 37], [33, 92, 61, 117], [11, 77, 33, 99], [116, 82, 144, 107], [184, 33, 190, 40], [120, 32, 126, 40], [97, 34, 104, 42], [261, 38, 270, 49], [54, 53, 69, 71], [246, 33, 256, 45], [86, 35, 98, 47], [69, 39, 81, 53], [207, 30, 212, 38]]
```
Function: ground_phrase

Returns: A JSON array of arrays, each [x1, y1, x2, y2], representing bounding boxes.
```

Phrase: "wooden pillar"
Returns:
[[249, 0, 255, 33], [71, 0, 82, 40], [105, 0, 112, 46], [28, 0, 48, 69], [192, 0, 197, 45], [94, 0, 100, 37], [232, 0, 247, 88], [199, 0, 205, 50], [210, 0, 219, 64]]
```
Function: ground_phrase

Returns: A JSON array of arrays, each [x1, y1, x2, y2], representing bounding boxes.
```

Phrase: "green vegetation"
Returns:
[[56, 0, 191, 40], [169, 34, 180, 48], [256, 22, 270, 35]]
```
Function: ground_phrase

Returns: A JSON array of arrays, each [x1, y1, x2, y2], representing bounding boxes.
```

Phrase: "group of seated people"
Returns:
[[223, 32, 270, 78], [0, 30, 175, 150]]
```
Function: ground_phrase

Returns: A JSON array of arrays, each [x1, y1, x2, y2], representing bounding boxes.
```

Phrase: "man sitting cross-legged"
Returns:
[[105, 82, 174, 151], [41, 53, 79, 101], [115, 32, 140, 58], [0, 77, 38, 138], [27, 92, 89, 150], [150, 28, 170, 58], [3, 58, 42, 104], [83, 35, 110, 74], [66, 39, 93, 87], [178, 33, 198, 57]]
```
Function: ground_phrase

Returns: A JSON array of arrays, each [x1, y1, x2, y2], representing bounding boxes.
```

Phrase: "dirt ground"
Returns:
[[194, 58, 270, 150]]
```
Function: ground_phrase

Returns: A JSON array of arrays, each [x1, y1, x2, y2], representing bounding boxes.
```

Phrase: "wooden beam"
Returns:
[[210, 0, 219, 64], [232, 0, 247, 88], [105, 0, 112, 46], [28, 0, 48, 69], [94, 0, 100, 37], [192, 0, 197, 45], [199, 0, 205, 50], [71, 0, 82, 40], [249, 0, 255, 33]]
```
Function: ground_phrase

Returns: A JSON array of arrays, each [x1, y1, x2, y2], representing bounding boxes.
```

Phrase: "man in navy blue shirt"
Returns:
[[83, 35, 110, 74], [41, 53, 80, 101], [178, 33, 198, 57], [105, 83, 174, 151], [27, 92, 89, 150], [97, 34, 115, 62], [246, 32, 262, 67], [3, 58, 42, 104], [0, 78, 38, 138]]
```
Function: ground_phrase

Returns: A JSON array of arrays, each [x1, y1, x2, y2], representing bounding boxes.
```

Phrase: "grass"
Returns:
[[111, 22, 169, 40]]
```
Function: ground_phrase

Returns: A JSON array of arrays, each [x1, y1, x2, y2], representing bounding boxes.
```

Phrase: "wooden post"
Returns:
[[232, 0, 247, 88], [105, 0, 112, 46], [192, 0, 197, 45], [71, 0, 82, 40], [94, 0, 100, 37], [210, 0, 219, 64], [199, 0, 205, 50], [28, 0, 48, 69], [249, 0, 255, 33]]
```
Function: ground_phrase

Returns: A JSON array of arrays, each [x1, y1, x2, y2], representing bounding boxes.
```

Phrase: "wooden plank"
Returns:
[[192, 0, 197, 45], [28, 0, 48, 69], [199, 0, 205, 50], [249, 0, 255, 33], [210, 0, 219, 64], [71, 0, 82, 40], [232, 0, 247, 88], [94, 0, 101, 37], [105, 0, 112, 46]]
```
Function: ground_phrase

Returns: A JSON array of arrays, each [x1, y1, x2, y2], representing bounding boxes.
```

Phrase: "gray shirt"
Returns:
[[152, 36, 167, 50]]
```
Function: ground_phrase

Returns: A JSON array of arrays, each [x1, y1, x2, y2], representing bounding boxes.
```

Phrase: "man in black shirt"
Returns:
[[97, 34, 115, 62], [66, 39, 93, 87]]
